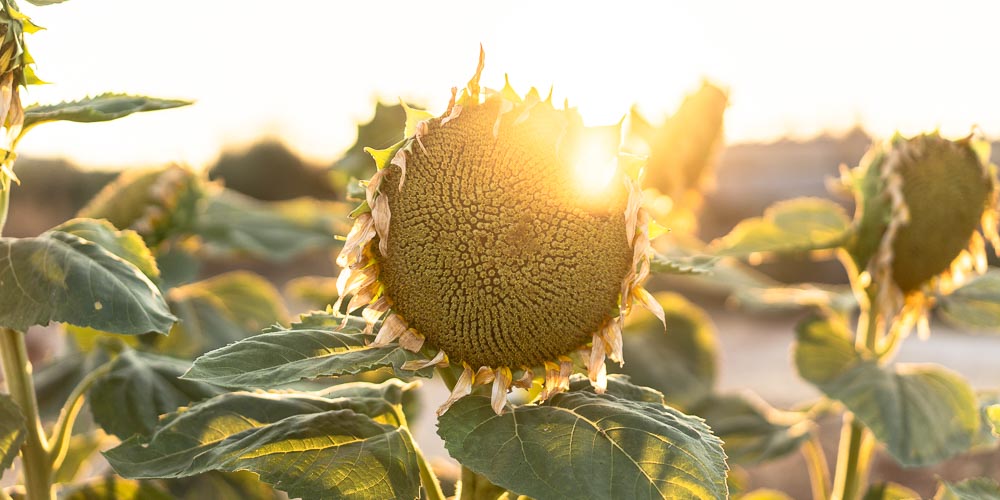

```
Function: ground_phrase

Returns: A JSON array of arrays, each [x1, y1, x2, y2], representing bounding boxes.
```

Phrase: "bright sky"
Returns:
[[13, 0, 1000, 169]]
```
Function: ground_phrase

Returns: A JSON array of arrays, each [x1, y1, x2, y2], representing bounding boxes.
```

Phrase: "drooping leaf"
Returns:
[[691, 393, 811, 467], [159, 271, 287, 358], [78, 165, 204, 248], [794, 315, 980, 467], [88, 349, 226, 438], [650, 253, 717, 275], [611, 292, 717, 410], [730, 283, 857, 315], [59, 476, 173, 500], [182, 318, 432, 388], [934, 478, 1000, 500], [22, 93, 191, 131], [105, 382, 421, 500], [0, 393, 26, 472], [937, 269, 1000, 332], [863, 482, 921, 500], [195, 189, 349, 261], [54, 218, 160, 281], [713, 197, 851, 256], [0, 231, 176, 333], [438, 375, 729, 500]]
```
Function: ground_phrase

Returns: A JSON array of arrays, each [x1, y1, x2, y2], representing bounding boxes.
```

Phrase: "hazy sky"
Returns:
[[13, 0, 1000, 169]]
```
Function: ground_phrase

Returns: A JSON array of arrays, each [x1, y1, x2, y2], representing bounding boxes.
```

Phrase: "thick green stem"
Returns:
[[0, 328, 53, 500], [48, 361, 113, 472], [0, 175, 10, 235]]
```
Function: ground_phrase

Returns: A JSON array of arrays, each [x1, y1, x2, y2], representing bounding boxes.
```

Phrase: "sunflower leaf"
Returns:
[[60, 476, 173, 500], [54, 218, 160, 282], [88, 349, 226, 439], [934, 478, 1000, 500], [650, 253, 717, 275], [863, 482, 922, 500], [23, 93, 191, 131], [182, 317, 432, 388], [794, 315, 980, 467], [691, 393, 811, 467], [0, 393, 26, 472], [937, 269, 1000, 332], [438, 375, 729, 500], [712, 197, 851, 256], [0, 231, 175, 334], [104, 382, 420, 500]]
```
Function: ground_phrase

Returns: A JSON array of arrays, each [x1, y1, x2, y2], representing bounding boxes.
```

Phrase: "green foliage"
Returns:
[[22, 94, 191, 132], [332, 102, 406, 178], [437, 375, 729, 500], [613, 292, 717, 409], [988, 404, 1000, 436], [0, 229, 175, 333], [863, 482, 921, 500], [934, 478, 1000, 500], [795, 315, 981, 467], [59, 476, 173, 500], [54, 218, 160, 281], [53, 431, 113, 484], [740, 489, 796, 500], [937, 269, 1000, 332], [88, 349, 225, 438], [105, 381, 422, 500], [650, 253, 718, 275], [182, 312, 433, 388], [691, 394, 811, 467], [0, 392, 26, 472], [194, 189, 347, 261], [160, 271, 287, 358], [713, 197, 851, 256]]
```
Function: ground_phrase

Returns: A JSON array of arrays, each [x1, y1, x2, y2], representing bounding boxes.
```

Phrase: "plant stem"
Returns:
[[0, 175, 10, 235], [47, 360, 113, 472], [802, 434, 830, 500], [390, 403, 445, 500], [0, 328, 53, 500]]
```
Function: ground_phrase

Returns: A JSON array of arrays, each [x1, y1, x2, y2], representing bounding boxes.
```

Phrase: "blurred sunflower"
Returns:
[[843, 132, 999, 339], [334, 49, 665, 415]]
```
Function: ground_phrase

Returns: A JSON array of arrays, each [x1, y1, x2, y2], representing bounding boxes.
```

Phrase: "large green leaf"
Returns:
[[650, 253, 717, 275], [438, 375, 729, 500], [182, 320, 432, 388], [0, 393, 26, 472], [105, 381, 420, 500], [60, 476, 173, 500], [795, 316, 980, 466], [160, 271, 288, 358], [88, 349, 226, 438], [195, 189, 348, 262], [712, 197, 851, 256], [0, 231, 176, 333], [612, 292, 717, 410], [54, 218, 160, 281], [937, 269, 1000, 332], [935, 478, 1000, 500], [691, 393, 811, 467], [23, 93, 191, 131]]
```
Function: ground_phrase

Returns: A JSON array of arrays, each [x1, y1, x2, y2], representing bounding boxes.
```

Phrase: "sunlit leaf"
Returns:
[[691, 393, 811, 466], [612, 292, 717, 409], [54, 218, 160, 281], [730, 283, 856, 314], [988, 404, 1000, 436], [195, 189, 348, 261], [159, 271, 288, 358], [934, 478, 1000, 500], [650, 253, 717, 275], [438, 375, 729, 500], [88, 349, 225, 438], [332, 102, 406, 178], [863, 482, 921, 500], [60, 476, 173, 500], [22, 93, 191, 131], [795, 315, 980, 466], [712, 197, 851, 256], [0, 393, 26, 472], [182, 313, 432, 388], [105, 381, 421, 500], [0, 231, 176, 333], [937, 269, 1000, 332]]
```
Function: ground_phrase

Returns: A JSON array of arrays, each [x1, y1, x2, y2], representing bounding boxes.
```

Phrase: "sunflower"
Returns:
[[334, 49, 664, 415], [843, 132, 999, 339]]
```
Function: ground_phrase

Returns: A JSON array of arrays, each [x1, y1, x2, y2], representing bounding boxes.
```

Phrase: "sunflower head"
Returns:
[[844, 132, 999, 331], [335, 50, 663, 415]]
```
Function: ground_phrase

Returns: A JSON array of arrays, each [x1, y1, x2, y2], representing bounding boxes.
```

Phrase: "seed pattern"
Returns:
[[377, 100, 632, 367]]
